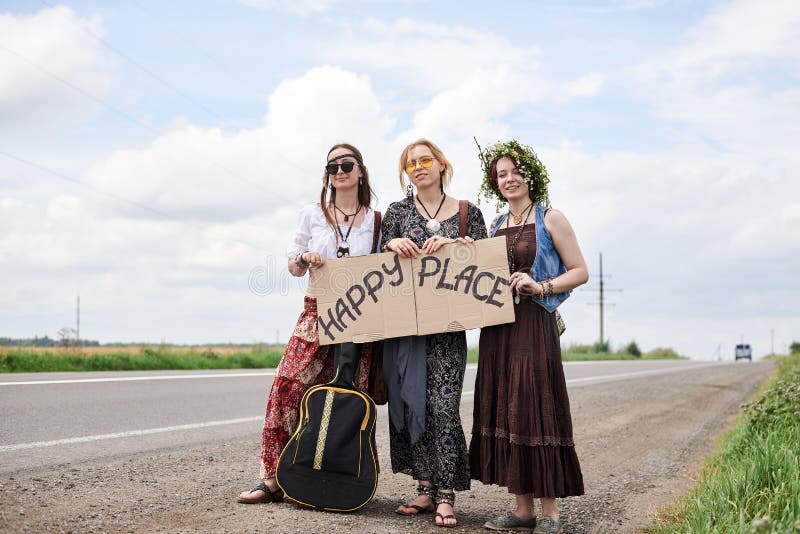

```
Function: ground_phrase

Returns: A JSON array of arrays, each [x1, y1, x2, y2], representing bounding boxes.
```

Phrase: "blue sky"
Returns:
[[2, 0, 799, 358]]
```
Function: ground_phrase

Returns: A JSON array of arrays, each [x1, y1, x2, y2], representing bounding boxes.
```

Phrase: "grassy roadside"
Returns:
[[0, 346, 284, 373], [649, 352, 800, 534], [2, 343, 681, 372]]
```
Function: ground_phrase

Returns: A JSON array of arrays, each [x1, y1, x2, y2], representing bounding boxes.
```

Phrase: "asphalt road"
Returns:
[[1, 359, 734, 474]]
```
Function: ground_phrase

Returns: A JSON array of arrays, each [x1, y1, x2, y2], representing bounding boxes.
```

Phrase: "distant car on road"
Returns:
[[735, 343, 752, 361]]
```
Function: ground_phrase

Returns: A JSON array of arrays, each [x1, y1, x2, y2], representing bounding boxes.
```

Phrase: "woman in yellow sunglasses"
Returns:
[[380, 138, 487, 528]]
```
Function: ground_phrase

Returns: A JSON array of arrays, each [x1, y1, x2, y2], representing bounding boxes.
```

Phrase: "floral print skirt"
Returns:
[[259, 296, 371, 479]]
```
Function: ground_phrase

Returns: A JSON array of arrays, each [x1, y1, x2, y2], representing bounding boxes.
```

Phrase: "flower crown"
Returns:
[[475, 138, 550, 210]]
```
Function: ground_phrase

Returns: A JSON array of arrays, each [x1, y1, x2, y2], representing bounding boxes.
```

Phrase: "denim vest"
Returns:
[[491, 204, 570, 312]]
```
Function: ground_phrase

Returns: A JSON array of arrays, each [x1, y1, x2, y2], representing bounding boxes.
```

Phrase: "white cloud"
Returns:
[[322, 17, 542, 94], [633, 0, 800, 155], [78, 66, 394, 223], [0, 6, 114, 125], [673, 0, 800, 74]]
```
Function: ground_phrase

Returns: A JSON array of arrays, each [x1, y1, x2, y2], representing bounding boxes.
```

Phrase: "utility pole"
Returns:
[[76, 295, 81, 348], [599, 254, 605, 344], [585, 253, 622, 348], [771, 328, 774, 356]]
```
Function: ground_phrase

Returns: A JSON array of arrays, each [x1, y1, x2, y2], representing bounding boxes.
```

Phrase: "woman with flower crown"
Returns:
[[470, 140, 588, 534]]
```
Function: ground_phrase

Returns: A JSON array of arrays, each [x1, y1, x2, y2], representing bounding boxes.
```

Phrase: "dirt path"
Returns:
[[0, 361, 772, 533]]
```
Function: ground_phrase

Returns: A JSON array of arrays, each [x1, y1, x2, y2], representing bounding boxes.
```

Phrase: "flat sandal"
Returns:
[[237, 481, 284, 504], [434, 490, 457, 528], [395, 483, 437, 516]]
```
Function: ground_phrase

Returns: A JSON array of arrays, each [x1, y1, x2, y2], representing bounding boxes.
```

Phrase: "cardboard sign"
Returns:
[[310, 253, 417, 345], [413, 237, 514, 335], [310, 237, 515, 345]]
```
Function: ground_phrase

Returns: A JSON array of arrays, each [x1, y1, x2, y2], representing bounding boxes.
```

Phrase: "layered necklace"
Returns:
[[506, 203, 535, 304], [334, 202, 361, 258], [509, 202, 534, 225], [416, 193, 446, 234]]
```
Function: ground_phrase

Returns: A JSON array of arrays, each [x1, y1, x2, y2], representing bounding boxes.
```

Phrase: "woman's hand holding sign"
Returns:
[[421, 235, 474, 255], [387, 236, 475, 257], [385, 237, 421, 259]]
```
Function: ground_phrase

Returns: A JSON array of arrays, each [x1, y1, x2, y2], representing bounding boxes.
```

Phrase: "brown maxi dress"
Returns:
[[469, 223, 584, 497]]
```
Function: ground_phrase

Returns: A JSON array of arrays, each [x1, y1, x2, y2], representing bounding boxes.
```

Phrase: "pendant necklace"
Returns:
[[334, 203, 361, 257], [416, 193, 446, 234], [509, 202, 533, 225], [507, 204, 534, 304], [333, 204, 358, 222]]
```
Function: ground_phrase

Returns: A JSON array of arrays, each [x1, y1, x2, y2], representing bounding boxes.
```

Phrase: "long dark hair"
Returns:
[[320, 143, 375, 230]]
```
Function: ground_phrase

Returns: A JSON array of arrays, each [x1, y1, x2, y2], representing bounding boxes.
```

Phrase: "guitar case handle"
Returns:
[[332, 342, 360, 388]]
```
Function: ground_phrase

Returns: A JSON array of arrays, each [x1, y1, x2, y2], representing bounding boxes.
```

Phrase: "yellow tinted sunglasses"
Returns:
[[404, 156, 435, 175]]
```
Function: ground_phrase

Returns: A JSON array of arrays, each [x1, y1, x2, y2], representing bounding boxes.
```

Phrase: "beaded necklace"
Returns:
[[505, 204, 534, 304]]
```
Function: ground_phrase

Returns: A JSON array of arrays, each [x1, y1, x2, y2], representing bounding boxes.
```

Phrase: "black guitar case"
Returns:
[[275, 342, 378, 512]]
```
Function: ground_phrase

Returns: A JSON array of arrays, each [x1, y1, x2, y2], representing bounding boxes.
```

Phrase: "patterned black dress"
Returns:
[[379, 196, 487, 491]]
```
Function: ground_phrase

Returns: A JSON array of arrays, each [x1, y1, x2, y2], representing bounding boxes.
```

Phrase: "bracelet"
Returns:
[[536, 279, 554, 299], [536, 281, 545, 298], [294, 252, 309, 268]]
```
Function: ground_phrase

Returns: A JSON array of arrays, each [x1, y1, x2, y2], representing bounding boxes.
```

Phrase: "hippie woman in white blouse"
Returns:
[[238, 143, 379, 505]]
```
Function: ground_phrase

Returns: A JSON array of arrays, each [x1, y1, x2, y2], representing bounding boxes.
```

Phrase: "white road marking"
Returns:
[[0, 371, 276, 387], [0, 416, 263, 453], [564, 362, 722, 385]]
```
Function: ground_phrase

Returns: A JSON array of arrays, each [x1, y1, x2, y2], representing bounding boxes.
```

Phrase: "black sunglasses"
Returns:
[[325, 161, 358, 175]]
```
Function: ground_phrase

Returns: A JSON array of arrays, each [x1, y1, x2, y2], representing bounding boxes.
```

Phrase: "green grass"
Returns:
[[649, 353, 800, 534], [0, 347, 285, 373], [4, 342, 682, 372]]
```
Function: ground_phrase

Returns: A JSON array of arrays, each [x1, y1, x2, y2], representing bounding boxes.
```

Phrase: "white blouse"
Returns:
[[287, 203, 378, 260]]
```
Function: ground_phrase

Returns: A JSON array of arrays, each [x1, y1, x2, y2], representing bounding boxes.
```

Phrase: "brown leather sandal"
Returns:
[[434, 490, 457, 528], [237, 481, 284, 504], [395, 483, 437, 515]]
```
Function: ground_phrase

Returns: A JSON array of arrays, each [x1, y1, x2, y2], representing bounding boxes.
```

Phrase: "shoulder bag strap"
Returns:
[[371, 211, 382, 253], [458, 200, 468, 238]]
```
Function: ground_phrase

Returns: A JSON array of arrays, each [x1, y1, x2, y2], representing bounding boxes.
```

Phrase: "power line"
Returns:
[[38, 0, 226, 123], [121, 1, 331, 186], [128, 0, 267, 99], [4, 12, 340, 214], [0, 42, 281, 200], [0, 149, 270, 253]]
